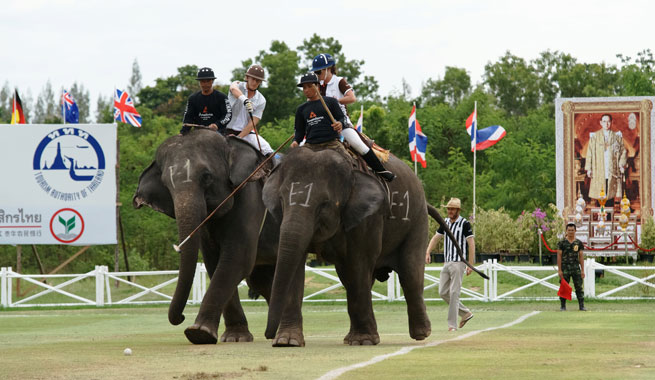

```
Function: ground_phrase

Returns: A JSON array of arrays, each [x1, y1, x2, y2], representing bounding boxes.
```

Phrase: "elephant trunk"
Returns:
[[265, 220, 312, 339], [168, 197, 205, 326]]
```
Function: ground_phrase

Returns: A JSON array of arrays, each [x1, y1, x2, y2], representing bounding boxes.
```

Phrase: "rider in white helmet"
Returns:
[[311, 54, 395, 181]]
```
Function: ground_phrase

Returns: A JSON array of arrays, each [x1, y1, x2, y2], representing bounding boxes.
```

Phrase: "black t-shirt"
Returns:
[[181, 90, 232, 133], [294, 97, 345, 144]]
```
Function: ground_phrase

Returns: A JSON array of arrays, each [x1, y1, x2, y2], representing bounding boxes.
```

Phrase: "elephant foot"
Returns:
[[220, 325, 254, 343], [184, 324, 218, 345], [343, 331, 380, 346], [272, 329, 305, 347], [409, 321, 432, 341]]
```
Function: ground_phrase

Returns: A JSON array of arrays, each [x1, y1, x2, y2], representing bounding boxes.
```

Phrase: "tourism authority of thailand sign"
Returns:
[[0, 124, 117, 245]]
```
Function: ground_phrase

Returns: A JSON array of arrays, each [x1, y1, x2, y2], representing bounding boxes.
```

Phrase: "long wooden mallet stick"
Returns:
[[247, 110, 263, 152], [173, 133, 294, 253], [314, 84, 338, 124]]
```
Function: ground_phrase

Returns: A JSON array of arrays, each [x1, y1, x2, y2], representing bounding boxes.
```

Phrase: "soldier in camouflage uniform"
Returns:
[[557, 223, 586, 311]]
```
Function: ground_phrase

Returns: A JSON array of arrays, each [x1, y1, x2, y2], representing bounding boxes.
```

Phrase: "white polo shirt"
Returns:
[[226, 82, 266, 132]]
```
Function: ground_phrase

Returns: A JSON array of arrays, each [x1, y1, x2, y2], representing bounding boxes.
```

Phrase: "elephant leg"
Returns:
[[396, 246, 431, 340], [219, 289, 254, 343], [247, 265, 275, 303], [185, 245, 255, 345], [336, 260, 380, 346], [272, 258, 306, 347]]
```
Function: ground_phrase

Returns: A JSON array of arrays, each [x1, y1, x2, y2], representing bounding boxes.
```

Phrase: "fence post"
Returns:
[[7, 266, 12, 306], [95, 266, 105, 307], [584, 258, 595, 298], [492, 259, 498, 301], [1, 267, 6, 307], [387, 271, 395, 301], [483, 260, 489, 302]]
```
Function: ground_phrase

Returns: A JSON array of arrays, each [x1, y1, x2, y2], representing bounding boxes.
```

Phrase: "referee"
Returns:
[[425, 197, 475, 331]]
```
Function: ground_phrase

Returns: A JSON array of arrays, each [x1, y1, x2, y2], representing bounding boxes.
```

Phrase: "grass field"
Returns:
[[1, 301, 654, 379]]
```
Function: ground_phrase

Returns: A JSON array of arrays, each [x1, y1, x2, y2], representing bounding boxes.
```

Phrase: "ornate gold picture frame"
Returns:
[[558, 98, 653, 220]]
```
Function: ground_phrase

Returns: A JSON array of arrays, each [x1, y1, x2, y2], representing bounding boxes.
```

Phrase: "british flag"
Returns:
[[114, 89, 142, 127]]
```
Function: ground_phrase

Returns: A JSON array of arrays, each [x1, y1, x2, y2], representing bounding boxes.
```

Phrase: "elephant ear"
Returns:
[[227, 137, 260, 187], [262, 167, 283, 222], [342, 172, 387, 231], [132, 161, 175, 218]]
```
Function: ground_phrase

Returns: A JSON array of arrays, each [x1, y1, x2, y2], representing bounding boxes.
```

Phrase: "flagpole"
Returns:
[[473, 101, 477, 228], [61, 88, 66, 125], [413, 103, 418, 175]]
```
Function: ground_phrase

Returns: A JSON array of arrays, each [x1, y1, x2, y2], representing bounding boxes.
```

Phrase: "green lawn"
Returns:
[[1, 301, 654, 379]]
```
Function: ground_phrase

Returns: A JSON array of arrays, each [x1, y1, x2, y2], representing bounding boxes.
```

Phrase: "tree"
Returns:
[[138, 65, 198, 119], [33, 80, 60, 124], [255, 40, 303, 123], [419, 66, 471, 107], [484, 51, 540, 116], [617, 49, 655, 96], [0, 82, 10, 123], [297, 34, 378, 101], [96, 94, 114, 123], [127, 58, 143, 101]]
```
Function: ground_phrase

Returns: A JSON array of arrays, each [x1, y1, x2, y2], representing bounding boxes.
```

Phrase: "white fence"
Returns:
[[1, 259, 654, 308]]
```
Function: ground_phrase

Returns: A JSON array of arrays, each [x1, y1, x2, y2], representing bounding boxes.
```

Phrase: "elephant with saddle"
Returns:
[[133, 128, 280, 344], [262, 144, 474, 346]]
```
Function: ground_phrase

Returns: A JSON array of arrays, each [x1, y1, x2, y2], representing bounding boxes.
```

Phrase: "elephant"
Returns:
[[132, 128, 279, 344], [262, 145, 438, 346]]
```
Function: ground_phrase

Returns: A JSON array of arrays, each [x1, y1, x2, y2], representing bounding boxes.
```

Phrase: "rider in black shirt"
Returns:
[[180, 67, 232, 134], [291, 73, 395, 182]]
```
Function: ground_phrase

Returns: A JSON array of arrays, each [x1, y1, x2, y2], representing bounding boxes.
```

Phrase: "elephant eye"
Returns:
[[200, 171, 213, 187]]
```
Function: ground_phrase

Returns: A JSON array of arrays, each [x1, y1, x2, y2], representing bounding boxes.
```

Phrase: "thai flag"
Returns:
[[466, 110, 505, 151], [355, 105, 363, 133], [114, 89, 142, 127], [62, 90, 79, 123], [408, 105, 428, 168]]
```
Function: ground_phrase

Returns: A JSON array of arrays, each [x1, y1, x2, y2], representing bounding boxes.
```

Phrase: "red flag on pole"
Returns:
[[558, 278, 572, 300]]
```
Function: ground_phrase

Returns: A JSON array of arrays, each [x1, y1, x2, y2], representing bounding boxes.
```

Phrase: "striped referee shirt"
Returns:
[[436, 216, 473, 262]]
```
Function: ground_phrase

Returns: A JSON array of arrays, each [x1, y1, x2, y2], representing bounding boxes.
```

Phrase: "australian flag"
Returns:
[[62, 90, 79, 123], [466, 109, 506, 151], [114, 89, 142, 127], [408, 104, 428, 168]]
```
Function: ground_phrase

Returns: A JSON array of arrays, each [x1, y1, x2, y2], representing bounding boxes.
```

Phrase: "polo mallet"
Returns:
[[173, 133, 295, 253], [314, 84, 338, 124], [246, 109, 263, 152]]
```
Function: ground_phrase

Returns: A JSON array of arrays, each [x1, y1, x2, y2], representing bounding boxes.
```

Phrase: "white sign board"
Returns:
[[0, 124, 117, 245]]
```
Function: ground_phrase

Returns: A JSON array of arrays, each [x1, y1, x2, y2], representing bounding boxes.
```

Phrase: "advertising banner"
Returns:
[[0, 124, 117, 245]]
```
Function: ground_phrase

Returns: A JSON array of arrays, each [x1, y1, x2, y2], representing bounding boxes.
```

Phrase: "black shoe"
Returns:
[[579, 307, 587, 311], [377, 170, 396, 182], [559, 306, 566, 312]]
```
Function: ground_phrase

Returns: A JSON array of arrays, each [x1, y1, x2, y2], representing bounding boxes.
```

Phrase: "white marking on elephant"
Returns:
[[289, 182, 313, 208], [402, 191, 410, 221], [389, 190, 411, 221], [168, 165, 177, 189], [316, 311, 541, 380], [182, 159, 192, 183]]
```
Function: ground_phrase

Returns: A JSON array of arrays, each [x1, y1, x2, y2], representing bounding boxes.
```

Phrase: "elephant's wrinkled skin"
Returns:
[[262, 146, 432, 346], [133, 129, 278, 344]]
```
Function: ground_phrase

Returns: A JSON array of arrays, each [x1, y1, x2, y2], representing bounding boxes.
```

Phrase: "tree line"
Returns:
[[2, 34, 654, 272]]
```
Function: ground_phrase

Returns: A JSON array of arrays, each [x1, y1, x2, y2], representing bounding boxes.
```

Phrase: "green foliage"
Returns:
[[474, 207, 520, 253], [639, 216, 655, 254]]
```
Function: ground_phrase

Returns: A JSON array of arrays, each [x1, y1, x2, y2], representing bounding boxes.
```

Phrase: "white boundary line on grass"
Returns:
[[316, 310, 541, 380]]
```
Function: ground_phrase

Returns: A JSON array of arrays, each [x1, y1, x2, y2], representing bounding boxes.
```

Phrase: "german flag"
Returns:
[[10, 90, 26, 124]]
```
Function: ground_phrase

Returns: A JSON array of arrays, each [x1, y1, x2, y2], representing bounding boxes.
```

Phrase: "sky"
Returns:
[[2, 0, 655, 118]]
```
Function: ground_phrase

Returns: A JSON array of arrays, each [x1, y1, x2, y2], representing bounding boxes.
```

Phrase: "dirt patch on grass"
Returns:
[[176, 366, 267, 379]]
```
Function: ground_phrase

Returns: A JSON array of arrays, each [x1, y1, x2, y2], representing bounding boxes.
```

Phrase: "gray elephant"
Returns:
[[133, 128, 279, 344], [262, 146, 434, 346]]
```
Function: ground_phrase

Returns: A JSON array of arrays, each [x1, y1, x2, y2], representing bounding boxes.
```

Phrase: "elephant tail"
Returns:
[[426, 204, 489, 280]]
